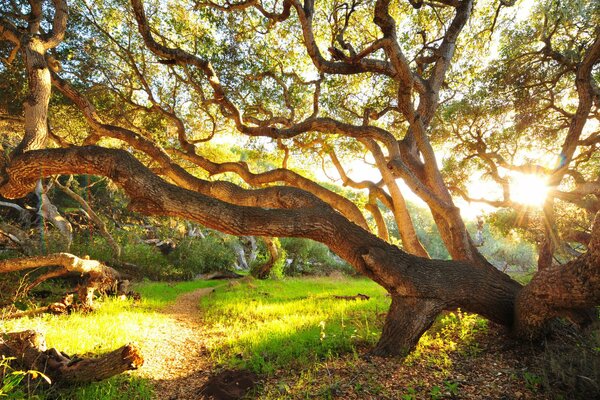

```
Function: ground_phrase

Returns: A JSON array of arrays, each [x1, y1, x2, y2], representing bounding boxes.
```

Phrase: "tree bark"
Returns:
[[0, 147, 523, 336], [372, 296, 443, 356], [0, 330, 143, 384], [252, 237, 280, 279], [514, 212, 600, 338]]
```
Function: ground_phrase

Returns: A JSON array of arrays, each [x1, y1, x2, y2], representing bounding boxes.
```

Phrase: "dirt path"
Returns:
[[136, 287, 216, 400]]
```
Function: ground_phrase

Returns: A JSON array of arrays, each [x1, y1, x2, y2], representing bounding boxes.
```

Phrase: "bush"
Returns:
[[70, 234, 115, 262], [121, 242, 179, 280], [280, 238, 353, 276], [168, 235, 236, 278]]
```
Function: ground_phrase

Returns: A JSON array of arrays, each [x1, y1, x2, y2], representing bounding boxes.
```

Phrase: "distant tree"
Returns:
[[0, 0, 598, 356]]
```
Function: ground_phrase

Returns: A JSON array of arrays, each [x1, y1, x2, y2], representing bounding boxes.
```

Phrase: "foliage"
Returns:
[[280, 238, 353, 276], [0, 356, 49, 399], [120, 242, 177, 281], [168, 235, 237, 278]]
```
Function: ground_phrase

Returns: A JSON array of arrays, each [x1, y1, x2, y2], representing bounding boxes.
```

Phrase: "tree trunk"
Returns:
[[0, 330, 143, 384], [10, 38, 50, 157], [372, 296, 443, 356], [253, 237, 280, 279], [514, 213, 600, 338], [1, 146, 528, 357]]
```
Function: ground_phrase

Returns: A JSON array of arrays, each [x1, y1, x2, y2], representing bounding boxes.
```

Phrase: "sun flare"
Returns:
[[510, 172, 549, 207]]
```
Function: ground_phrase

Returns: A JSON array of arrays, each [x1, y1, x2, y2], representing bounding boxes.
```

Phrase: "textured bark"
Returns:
[[10, 38, 50, 156], [0, 330, 143, 384], [372, 296, 443, 356], [253, 237, 280, 279], [514, 213, 600, 338], [1, 147, 523, 332]]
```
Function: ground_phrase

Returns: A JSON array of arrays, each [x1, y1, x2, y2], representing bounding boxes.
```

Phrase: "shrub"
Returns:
[[168, 235, 236, 278], [280, 237, 352, 276], [121, 242, 178, 280]]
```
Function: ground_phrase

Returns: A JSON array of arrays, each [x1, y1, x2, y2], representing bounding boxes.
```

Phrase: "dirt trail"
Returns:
[[136, 287, 216, 400]]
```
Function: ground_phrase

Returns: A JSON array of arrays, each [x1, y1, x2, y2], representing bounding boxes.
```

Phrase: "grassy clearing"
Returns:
[[200, 277, 488, 378], [1, 279, 220, 400], [201, 277, 390, 374]]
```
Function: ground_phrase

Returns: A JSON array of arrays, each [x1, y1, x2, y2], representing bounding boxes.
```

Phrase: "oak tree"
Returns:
[[1, 0, 598, 356]]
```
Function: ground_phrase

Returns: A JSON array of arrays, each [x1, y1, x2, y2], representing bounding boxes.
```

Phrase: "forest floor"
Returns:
[[136, 286, 218, 400], [5, 277, 594, 399], [135, 278, 598, 400]]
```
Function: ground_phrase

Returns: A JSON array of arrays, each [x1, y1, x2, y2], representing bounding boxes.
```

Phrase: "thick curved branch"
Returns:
[[43, 0, 68, 50], [172, 148, 369, 229], [1, 146, 522, 327], [0, 17, 20, 44]]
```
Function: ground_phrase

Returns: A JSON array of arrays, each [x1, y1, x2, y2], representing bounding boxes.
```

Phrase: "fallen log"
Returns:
[[4, 294, 73, 320], [0, 253, 121, 308], [0, 330, 143, 384]]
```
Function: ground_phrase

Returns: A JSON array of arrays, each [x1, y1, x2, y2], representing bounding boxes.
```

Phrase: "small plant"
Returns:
[[401, 387, 417, 400], [523, 371, 542, 392], [444, 380, 460, 396], [0, 356, 50, 399], [429, 385, 442, 399]]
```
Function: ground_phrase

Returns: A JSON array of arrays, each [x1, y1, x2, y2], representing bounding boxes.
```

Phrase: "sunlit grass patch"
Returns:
[[201, 278, 490, 378], [405, 310, 488, 372], [200, 277, 389, 374], [1, 279, 219, 399]]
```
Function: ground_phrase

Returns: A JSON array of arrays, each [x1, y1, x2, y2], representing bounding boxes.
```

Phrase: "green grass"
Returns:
[[201, 277, 489, 377], [2, 276, 493, 398], [200, 277, 390, 374], [1, 280, 221, 400], [134, 279, 221, 308]]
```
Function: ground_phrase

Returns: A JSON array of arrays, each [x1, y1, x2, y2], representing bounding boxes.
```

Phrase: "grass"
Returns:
[[200, 277, 389, 374], [200, 277, 489, 376], [1, 279, 221, 400], [2, 276, 496, 399], [199, 277, 493, 399]]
